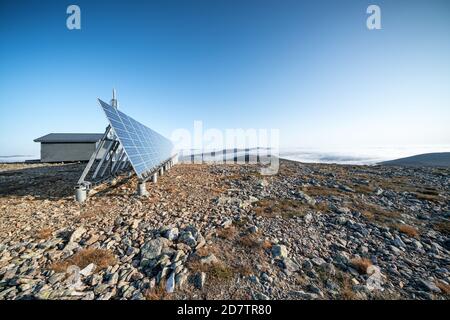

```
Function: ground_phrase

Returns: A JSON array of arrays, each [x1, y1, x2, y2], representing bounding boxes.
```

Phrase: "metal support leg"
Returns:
[[111, 149, 126, 174], [119, 155, 129, 170], [99, 141, 120, 178], [92, 140, 114, 179], [77, 126, 111, 185]]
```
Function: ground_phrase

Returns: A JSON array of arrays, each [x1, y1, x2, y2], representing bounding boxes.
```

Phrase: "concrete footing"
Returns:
[[152, 173, 158, 183], [159, 167, 164, 176], [75, 185, 87, 203], [137, 181, 149, 196]]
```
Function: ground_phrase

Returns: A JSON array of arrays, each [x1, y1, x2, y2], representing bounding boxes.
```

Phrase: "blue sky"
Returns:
[[1, 0, 449, 156]]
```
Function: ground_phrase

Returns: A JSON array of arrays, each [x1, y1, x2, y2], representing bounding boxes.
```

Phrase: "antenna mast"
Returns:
[[110, 88, 119, 108]]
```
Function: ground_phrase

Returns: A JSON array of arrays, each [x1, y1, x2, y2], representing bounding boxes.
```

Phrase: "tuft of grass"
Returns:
[[36, 228, 53, 240], [353, 184, 376, 195], [209, 264, 234, 280], [361, 210, 374, 220], [49, 248, 116, 273], [350, 258, 373, 275], [234, 263, 253, 277], [216, 226, 237, 239], [145, 280, 169, 300], [261, 240, 272, 250], [351, 202, 401, 225], [433, 221, 450, 235], [187, 259, 234, 282], [254, 198, 312, 218], [300, 186, 344, 198], [335, 272, 357, 300], [397, 224, 420, 238], [237, 234, 261, 249], [435, 281, 450, 295], [413, 190, 442, 203]]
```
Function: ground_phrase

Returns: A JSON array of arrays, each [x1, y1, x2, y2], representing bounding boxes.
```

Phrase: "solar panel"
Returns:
[[98, 99, 174, 179]]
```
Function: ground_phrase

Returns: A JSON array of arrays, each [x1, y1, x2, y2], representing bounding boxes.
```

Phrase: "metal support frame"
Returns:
[[76, 125, 178, 202], [75, 125, 132, 203], [77, 126, 111, 187]]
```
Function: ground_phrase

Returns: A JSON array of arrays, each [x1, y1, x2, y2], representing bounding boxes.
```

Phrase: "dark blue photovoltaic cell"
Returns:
[[98, 99, 174, 179]]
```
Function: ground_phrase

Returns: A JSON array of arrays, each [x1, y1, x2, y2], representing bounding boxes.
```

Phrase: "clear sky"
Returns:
[[1, 0, 449, 156]]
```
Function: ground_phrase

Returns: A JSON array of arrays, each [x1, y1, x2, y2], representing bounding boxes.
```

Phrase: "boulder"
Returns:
[[271, 244, 288, 259], [69, 227, 86, 243]]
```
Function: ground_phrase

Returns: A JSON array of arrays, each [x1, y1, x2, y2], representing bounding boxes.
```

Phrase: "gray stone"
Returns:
[[195, 233, 206, 249], [179, 232, 197, 248], [193, 272, 206, 289], [200, 254, 219, 266], [297, 191, 316, 206], [221, 219, 233, 228], [166, 271, 175, 293], [175, 272, 189, 289], [141, 238, 167, 260], [163, 227, 179, 241], [69, 227, 86, 243], [80, 263, 96, 277], [311, 257, 326, 266], [320, 263, 336, 276], [254, 292, 270, 300], [302, 259, 314, 271], [271, 244, 288, 259], [282, 258, 300, 273], [108, 272, 119, 285], [114, 216, 123, 226], [304, 213, 313, 224], [418, 279, 441, 293]]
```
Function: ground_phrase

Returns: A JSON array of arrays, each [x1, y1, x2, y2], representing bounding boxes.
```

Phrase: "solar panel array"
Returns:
[[98, 99, 174, 179]]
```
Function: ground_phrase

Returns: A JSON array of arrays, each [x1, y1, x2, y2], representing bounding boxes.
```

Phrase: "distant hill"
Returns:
[[379, 152, 450, 167]]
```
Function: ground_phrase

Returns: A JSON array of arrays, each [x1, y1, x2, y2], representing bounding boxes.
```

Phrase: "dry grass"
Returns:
[[335, 272, 357, 300], [49, 248, 116, 273], [397, 224, 420, 238], [261, 240, 272, 250], [209, 186, 227, 195], [237, 234, 261, 249], [145, 281, 170, 300], [352, 201, 401, 225], [195, 245, 220, 258], [187, 242, 251, 281], [377, 178, 442, 203], [216, 226, 237, 239], [187, 259, 234, 281], [433, 221, 450, 235], [300, 186, 345, 198], [435, 281, 450, 295], [254, 198, 311, 218], [413, 192, 442, 203], [361, 210, 374, 220], [234, 263, 253, 277], [208, 264, 234, 280], [163, 186, 176, 193], [353, 184, 377, 195], [36, 228, 53, 240], [350, 258, 373, 275], [341, 285, 357, 300]]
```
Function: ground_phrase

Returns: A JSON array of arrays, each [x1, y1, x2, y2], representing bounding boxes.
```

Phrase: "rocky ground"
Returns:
[[0, 159, 449, 300]]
